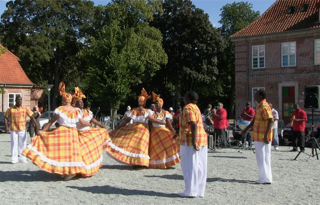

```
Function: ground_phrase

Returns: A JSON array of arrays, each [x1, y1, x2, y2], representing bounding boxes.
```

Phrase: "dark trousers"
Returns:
[[214, 128, 227, 147], [29, 126, 38, 139], [292, 131, 305, 151], [242, 132, 252, 147]]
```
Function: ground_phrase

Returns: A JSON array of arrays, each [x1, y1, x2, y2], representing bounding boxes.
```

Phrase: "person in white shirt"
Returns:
[[124, 106, 133, 124], [269, 103, 279, 151]]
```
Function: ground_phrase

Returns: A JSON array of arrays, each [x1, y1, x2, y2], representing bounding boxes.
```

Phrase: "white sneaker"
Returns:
[[11, 160, 18, 164], [275, 147, 279, 151]]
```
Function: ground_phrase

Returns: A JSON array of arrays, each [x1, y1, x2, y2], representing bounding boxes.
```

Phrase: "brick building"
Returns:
[[231, 0, 320, 124], [0, 47, 42, 112]]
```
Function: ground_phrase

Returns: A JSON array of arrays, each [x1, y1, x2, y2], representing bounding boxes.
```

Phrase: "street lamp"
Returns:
[[47, 84, 54, 121], [171, 91, 176, 112]]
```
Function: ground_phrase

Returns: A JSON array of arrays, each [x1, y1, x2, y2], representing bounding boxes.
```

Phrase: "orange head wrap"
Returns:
[[152, 91, 163, 107], [72, 87, 86, 105], [138, 88, 150, 106], [58, 82, 72, 103]]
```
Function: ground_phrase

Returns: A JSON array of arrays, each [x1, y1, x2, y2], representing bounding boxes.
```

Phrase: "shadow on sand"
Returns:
[[67, 185, 179, 197], [207, 177, 255, 184], [210, 155, 247, 159], [100, 164, 135, 170], [0, 170, 61, 182], [144, 174, 183, 180], [0, 161, 14, 164]]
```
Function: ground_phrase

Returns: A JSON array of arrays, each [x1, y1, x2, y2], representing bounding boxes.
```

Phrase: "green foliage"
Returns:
[[217, 1, 260, 116], [219, 2, 260, 38], [150, 0, 222, 103], [0, 87, 6, 94], [0, 0, 95, 108], [0, 0, 259, 115], [82, 0, 167, 110], [0, 46, 6, 56]]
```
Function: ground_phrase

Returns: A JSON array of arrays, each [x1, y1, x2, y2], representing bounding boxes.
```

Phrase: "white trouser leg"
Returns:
[[180, 144, 207, 197], [264, 142, 272, 182], [255, 141, 272, 183], [18, 130, 27, 161], [11, 131, 19, 162], [197, 146, 207, 197]]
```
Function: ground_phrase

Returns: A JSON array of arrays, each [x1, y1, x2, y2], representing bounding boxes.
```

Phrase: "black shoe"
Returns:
[[290, 148, 298, 152], [300, 148, 305, 152]]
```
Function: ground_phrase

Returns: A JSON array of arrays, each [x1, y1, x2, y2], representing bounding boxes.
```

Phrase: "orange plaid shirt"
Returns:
[[5, 106, 33, 131], [178, 103, 207, 146], [251, 99, 273, 142]]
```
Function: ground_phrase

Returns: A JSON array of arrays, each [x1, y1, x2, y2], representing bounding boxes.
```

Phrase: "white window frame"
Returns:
[[252, 45, 265, 69], [8, 93, 22, 108], [252, 87, 265, 109], [281, 42, 296, 67], [315, 39, 320, 65]]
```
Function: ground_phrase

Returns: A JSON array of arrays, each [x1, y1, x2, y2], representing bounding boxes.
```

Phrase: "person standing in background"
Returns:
[[269, 103, 279, 151], [203, 104, 212, 126], [168, 107, 174, 117], [124, 106, 133, 125], [213, 102, 228, 147], [290, 103, 307, 152], [241, 102, 255, 149], [173, 105, 182, 134], [29, 106, 41, 139]]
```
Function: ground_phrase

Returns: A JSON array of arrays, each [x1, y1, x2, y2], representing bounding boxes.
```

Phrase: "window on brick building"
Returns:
[[281, 42, 296, 67], [252, 87, 265, 108], [315, 39, 320, 65], [252, 45, 265, 69], [8, 93, 22, 108]]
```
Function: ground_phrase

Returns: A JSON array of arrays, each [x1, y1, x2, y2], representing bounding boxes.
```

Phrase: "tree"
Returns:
[[0, 0, 95, 109], [218, 2, 260, 117], [150, 0, 222, 108], [82, 0, 167, 114]]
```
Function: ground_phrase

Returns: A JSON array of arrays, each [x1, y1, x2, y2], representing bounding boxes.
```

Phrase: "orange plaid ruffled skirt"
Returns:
[[78, 127, 110, 176], [106, 122, 150, 167], [22, 126, 84, 175], [149, 126, 180, 168]]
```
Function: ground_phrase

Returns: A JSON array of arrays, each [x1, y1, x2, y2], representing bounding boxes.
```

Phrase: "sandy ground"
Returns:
[[0, 132, 320, 205]]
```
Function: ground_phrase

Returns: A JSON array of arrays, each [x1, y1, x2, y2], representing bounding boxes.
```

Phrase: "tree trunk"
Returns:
[[52, 69, 60, 110], [110, 100, 118, 130]]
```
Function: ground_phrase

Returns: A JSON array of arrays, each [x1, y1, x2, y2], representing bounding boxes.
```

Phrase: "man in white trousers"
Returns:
[[242, 89, 273, 184], [178, 91, 208, 197], [5, 96, 39, 164]]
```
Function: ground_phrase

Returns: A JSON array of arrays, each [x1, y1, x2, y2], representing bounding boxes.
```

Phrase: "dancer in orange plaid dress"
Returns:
[[149, 91, 180, 168], [73, 87, 110, 177], [23, 82, 90, 181], [106, 88, 166, 167]]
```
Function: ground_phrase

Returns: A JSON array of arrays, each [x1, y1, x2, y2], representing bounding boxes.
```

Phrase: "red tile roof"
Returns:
[[0, 46, 33, 85], [231, 0, 320, 38]]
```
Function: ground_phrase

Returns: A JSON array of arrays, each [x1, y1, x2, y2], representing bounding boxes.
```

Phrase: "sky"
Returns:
[[0, 0, 275, 27]]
